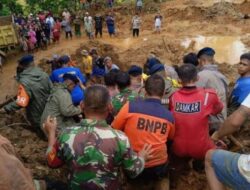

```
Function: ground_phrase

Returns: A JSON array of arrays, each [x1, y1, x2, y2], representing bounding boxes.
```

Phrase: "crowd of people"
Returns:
[[11, 2, 163, 54], [0, 45, 250, 190]]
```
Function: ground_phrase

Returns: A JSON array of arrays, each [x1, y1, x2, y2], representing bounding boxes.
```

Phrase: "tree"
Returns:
[[0, 0, 23, 16]]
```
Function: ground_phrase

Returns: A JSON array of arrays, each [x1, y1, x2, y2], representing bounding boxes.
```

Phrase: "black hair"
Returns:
[[84, 85, 110, 112], [104, 71, 118, 86], [145, 74, 165, 97], [183, 53, 199, 66], [240, 53, 250, 61], [115, 71, 131, 90], [177, 64, 198, 84]]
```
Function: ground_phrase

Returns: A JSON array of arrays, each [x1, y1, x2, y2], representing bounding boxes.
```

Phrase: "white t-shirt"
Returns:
[[238, 93, 250, 182], [62, 11, 71, 22], [155, 18, 161, 27]]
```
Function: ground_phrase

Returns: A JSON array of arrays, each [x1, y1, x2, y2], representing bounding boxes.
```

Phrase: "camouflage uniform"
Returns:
[[47, 119, 145, 190], [112, 88, 141, 115]]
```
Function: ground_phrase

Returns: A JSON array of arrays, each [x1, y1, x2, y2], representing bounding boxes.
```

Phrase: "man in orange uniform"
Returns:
[[112, 74, 175, 181]]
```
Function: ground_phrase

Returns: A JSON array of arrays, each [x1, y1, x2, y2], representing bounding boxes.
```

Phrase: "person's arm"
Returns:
[[209, 92, 224, 116], [4, 84, 30, 113], [111, 102, 129, 131], [168, 122, 175, 140], [120, 135, 153, 178], [212, 105, 250, 140], [43, 116, 64, 168], [58, 91, 81, 117], [77, 69, 86, 84]]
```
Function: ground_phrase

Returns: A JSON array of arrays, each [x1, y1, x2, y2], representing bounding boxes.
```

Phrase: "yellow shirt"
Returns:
[[82, 55, 92, 74]]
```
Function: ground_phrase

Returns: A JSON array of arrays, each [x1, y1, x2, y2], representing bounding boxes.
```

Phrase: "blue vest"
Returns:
[[231, 77, 250, 104]]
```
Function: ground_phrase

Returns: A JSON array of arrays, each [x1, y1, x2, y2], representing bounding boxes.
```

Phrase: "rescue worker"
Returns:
[[50, 55, 85, 105], [43, 85, 152, 190], [144, 52, 161, 75], [40, 73, 82, 133], [206, 93, 250, 190], [149, 63, 179, 106], [128, 65, 143, 93], [90, 48, 105, 76], [0, 55, 52, 132], [183, 52, 199, 66], [81, 50, 92, 78], [196, 47, 229, 130], [169, 64, 223, 160], [112, 74, 175, 189], [228, 53, 250, 113], [104, 56, 119, 74], [112, 71, 140, 115]]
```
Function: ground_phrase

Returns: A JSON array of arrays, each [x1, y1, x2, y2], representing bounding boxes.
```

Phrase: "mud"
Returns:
[[1, 0, 250, 189]]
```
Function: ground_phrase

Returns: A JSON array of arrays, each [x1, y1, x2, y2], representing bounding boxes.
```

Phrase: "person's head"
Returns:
[[128, 65, 142, 82], [17, 55, 34, 74], [82, 85, 111, 118], [148, 63, 167, 79], [104, 70, 118, 87], [63, 73, 79, 91], [197, 47, 215, 67], [90, 48, 98, 56], [238, 53, 250, 77], [58, 55, 70, 68], [104, 56, 113, 69], [115, 71, 131, 90], [183, 52, 199, 66], [52, 54, 59, 61], [176, 64, 198, 85], [145, 74, 165, 98], [81, 50, 89, 57]]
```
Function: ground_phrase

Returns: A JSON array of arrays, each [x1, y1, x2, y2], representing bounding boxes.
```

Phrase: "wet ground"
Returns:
[[1, 0, 250, 189]]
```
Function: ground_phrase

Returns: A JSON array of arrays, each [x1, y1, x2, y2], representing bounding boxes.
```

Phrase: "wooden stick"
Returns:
[[229, 135, 244, 149]]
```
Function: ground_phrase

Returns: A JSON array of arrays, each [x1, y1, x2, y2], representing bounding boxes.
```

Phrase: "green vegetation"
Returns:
[[0, 0, 23, 16], [0, 0, 167, 16]]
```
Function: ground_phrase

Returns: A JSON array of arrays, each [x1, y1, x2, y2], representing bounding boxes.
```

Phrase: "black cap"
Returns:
[[63, 73, 79, 84], [18, 55, 34, 66], [197, 47, 215, 58], [59, 55, 70, 65], [128, 65, 143, 76], [149, 64, 165, 75]]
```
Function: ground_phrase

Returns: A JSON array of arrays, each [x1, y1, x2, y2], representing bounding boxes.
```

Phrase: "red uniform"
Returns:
[[169, 87, 223, 159]]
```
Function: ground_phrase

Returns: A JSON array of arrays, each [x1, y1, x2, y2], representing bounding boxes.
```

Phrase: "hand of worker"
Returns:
[[211, 131, 220, 141], [77, 77, 86, 90], [43, 115, 57, 135], [138, 144, 153, 161], [0, 108, 6, 114]]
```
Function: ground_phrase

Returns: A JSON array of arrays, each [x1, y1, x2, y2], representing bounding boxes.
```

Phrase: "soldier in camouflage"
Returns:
[[112, 71, 141, 115], [43, 85, 152, 190]]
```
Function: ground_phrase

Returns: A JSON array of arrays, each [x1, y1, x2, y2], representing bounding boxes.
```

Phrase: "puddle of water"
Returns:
[[181, 35, 248, 64]]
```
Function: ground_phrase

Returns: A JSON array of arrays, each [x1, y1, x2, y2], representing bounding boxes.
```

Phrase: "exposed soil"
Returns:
[[1, 0, 250, 189]]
